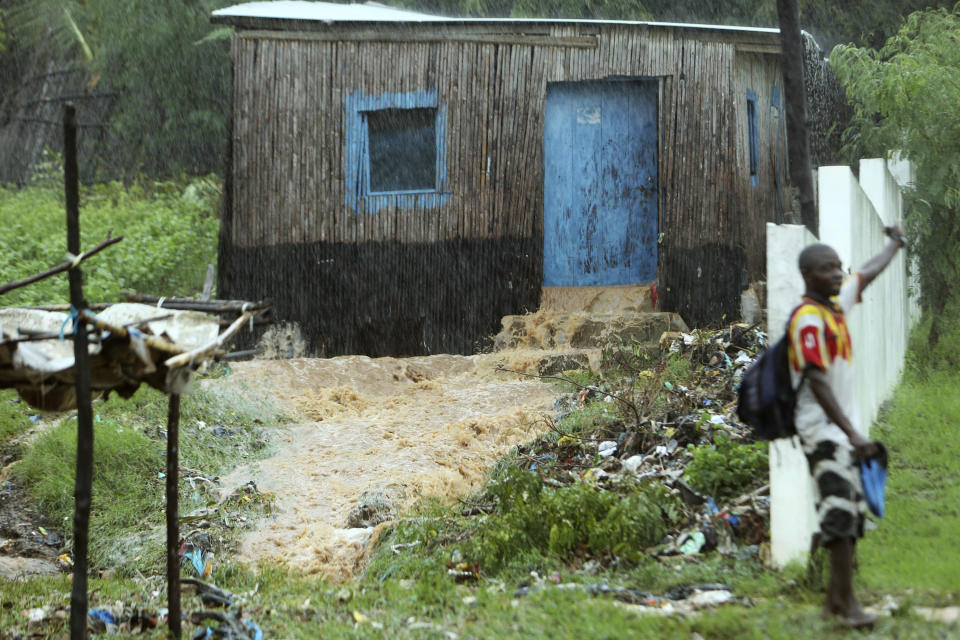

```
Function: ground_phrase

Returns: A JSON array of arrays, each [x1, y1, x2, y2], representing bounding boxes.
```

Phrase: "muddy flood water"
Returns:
[[216, 354, 560, 582]]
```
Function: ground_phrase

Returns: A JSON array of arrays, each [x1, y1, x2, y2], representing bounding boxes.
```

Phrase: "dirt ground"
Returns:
[[215, 353, 560, 582], [0, 476, 62, 581]]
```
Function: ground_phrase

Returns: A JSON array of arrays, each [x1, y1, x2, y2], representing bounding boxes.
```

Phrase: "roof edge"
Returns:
[[210, 14, 781, 39]]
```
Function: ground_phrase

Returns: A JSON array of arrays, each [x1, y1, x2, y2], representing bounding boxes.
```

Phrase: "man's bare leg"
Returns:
[[824, 538, 877, 627]]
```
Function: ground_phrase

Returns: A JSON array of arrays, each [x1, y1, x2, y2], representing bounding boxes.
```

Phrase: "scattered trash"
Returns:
[[183, 547, 213, 578], [182, 578, 235, 608], [678, 532, 706, 555], [44, 530, 63, 547], [621, 455, 644, 473], [597, 441, 617, 457], [390, 541, 421, 554], [514, 578, 742, 617], [23, 607, 48, 623], [88, 609, 118, 625], [190, 610, 262, 640]]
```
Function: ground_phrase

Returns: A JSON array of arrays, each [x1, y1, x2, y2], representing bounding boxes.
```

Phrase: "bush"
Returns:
[[905, 296, 960, 376], [464, 467, 682, 571], [684, 435, 768, 501], [0, 172, 219, 305]]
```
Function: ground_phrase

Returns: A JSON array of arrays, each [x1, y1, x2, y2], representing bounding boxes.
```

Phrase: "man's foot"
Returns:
[[822, 602, 877, 628], [839, 611, 878, 629]]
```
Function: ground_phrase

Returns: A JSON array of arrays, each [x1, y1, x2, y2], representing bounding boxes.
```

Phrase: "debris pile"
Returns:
[[529, 324, 772, 563]]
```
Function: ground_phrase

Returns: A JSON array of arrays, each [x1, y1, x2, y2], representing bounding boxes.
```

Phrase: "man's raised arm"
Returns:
[[858, 225, 906, 291]]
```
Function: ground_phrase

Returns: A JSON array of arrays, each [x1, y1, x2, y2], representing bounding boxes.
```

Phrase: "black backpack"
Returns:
[[736, 306, 808, 440]]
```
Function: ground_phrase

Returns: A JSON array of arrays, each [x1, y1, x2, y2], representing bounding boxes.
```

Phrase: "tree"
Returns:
[[90, 0, 232, 177], [831, 6, 960, 347], [4, 0, 233, 179]]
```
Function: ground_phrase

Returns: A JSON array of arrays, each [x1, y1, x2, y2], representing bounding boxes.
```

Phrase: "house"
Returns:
[[212, 1, 802, 357]]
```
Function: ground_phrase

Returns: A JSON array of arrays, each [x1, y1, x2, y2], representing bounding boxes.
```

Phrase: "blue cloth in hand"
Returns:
[[860, 442, 888, 518]]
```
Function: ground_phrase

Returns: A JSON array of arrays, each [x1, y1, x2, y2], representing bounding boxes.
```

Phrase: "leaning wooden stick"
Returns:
[[0, 234, 123, 297], [164, 310, 259, 369]]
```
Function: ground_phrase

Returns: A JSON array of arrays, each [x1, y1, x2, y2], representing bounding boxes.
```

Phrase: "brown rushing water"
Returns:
[[217, 354, 558, 581]]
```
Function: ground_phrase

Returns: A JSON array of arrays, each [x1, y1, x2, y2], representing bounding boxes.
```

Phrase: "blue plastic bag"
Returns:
[[859, 442, 888, 518]]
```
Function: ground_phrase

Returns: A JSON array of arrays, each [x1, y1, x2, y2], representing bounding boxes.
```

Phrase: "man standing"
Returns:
[[788, 226, 905, 627]]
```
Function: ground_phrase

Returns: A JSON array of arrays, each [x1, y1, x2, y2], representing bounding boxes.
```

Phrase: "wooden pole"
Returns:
[[166, 393, 182, 639], [64, 104, 93, 640], [121, 291, 270, 314], [776, 0, 817, 233]]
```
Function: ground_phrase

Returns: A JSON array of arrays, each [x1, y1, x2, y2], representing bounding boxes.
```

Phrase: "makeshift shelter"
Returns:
[[212, 1, 824, 356], [0, 304, 219, 410]]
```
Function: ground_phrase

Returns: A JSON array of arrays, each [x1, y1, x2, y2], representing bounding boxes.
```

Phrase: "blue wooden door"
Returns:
[[543, 79, 658, 286]]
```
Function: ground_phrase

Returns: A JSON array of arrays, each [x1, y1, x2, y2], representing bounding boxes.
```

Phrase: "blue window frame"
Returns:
[[747, 89, 759, 187], [344, 89, 449, 213]]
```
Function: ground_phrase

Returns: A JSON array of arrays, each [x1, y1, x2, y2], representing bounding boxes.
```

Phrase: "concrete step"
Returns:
[[540, 285, 657, 314], [493, 311, 688, 352]]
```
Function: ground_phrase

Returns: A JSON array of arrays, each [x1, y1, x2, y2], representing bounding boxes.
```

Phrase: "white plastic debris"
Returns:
[[622, 455, 645, 473], [735, 351, 753, 365], [709, 415, 726, 425], [598, 441, 617, 457], [687, 589, 735, 608], [24, 607, 48, 623]]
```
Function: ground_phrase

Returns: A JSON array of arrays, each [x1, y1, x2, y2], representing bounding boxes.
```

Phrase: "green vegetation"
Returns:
[[0, 172, 219, 305], [858, 308, 960, 597], [4, 0, 233, 178], [380, 466, 683, 575], [832, 6, 960, 347], [684, 435, 769, 501], [0, 389, 32, 456], [3, 316, 960, 637]]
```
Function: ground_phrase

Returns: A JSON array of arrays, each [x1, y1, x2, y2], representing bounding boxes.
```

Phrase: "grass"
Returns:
[[0, 389, 33, 459], [858, 368, 960, 598], [4, 379, 288, 576]]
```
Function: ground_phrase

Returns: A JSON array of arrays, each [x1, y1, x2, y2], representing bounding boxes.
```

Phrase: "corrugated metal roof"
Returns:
[[212, 1, 781, 34]]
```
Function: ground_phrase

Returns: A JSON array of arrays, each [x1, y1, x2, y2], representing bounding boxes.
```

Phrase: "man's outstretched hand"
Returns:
[[884, 224, 906, 246]]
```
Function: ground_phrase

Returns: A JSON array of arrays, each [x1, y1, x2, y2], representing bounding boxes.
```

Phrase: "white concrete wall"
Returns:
[[767, 158, 918, 568], [766, 223, 819, 569]]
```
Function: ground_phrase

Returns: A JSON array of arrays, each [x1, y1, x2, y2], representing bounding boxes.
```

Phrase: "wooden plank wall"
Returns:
[[224, 23, 783, 353], [734, 51, 787, 277], [229, 25, 760, 249]]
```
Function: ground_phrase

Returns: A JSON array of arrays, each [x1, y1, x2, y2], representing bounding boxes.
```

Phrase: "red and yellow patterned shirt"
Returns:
[[787, 274, 862, 448]]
